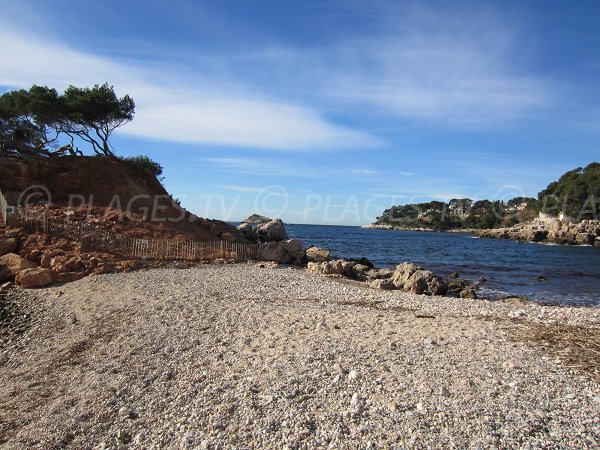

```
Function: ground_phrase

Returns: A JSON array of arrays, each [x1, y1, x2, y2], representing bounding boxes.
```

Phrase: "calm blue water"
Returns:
[[286, 224, 600, 307]]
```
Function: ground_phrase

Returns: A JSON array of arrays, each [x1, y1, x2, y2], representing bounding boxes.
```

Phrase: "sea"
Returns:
[[285, 224, 600, 307]]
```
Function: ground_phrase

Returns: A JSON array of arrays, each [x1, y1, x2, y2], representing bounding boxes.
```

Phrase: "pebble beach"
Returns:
[[1, 263, 599, 449]]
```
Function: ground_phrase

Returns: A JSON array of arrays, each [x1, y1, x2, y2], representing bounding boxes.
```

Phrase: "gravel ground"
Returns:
[[0, 263, 599, 449]]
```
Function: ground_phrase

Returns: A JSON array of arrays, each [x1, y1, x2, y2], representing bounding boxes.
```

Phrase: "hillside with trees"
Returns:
[[537, 163, 600, 220], [375, 197, 538, 230], [374, 164, 598, 230]]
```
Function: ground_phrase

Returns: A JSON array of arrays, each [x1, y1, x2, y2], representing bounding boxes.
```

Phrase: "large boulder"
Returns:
[[16, 267, 55, 288], [243, 214, 271, 224], [258, 239, 305, 265], [306, 246, 331, 263], [391, 262, 447, 296], [0, 253, 38, 281], [257, 219, 288, 242], [390, 262, 420, 288], [237, 223, 257, 242], [307, 260, 344, 275], [576, 232, 594, 245], [0, 238, 18, 257]]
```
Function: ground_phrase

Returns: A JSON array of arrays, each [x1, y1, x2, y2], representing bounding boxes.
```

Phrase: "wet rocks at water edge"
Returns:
[[306, 257, 476, 298], [476, 215, 600, 247]]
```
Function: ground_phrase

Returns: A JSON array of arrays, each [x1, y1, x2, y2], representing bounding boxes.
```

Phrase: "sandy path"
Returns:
[[1, 264, 599, 449]]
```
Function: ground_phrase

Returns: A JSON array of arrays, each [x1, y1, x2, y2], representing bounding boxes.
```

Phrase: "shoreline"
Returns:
[[361, 223, 479, 233], [1, 263, 598, 448]]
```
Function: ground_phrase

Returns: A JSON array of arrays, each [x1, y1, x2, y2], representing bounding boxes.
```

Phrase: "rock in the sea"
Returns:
[[446, 276, 470, 294], [575, 232, 594, 245], [243, 214, 271, 224], [258, 239, 305, 265], [0, 253, 38, 281], [257, 219, 288, 242], [16, 267, 55, 288], [0, 238, 18, 257], [349, 257, 374, 269], [459, 289, 478, 299], [305, 246, 331, 263]]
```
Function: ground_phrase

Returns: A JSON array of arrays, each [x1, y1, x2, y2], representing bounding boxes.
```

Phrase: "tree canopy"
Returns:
[[0, 83, 134, 158], [538, 163, 600, 219]]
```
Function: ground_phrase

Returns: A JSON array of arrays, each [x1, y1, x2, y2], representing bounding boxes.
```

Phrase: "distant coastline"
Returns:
[[361, 223, 478, 233]]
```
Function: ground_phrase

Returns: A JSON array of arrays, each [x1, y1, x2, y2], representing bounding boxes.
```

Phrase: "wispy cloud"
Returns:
[[230, 5, 556, 129], [219, 184, 264, 193], [352, 168, 378, 175], [199, 157, 323, 178], [0, 22, 381, 152]]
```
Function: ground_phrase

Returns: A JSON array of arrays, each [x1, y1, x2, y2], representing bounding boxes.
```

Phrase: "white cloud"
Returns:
[[0, 23, 381, 151]]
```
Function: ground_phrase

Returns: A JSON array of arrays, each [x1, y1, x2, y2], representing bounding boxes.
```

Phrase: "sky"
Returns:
[[1, 0, 599, 225]]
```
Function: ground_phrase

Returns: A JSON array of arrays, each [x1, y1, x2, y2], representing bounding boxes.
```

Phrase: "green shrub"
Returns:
[[119, 155, 163, 179]]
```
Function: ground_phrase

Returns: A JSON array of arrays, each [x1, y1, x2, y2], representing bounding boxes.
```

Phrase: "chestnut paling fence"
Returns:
[[0, 189, 7, 226], [5, 212, 259, 262]]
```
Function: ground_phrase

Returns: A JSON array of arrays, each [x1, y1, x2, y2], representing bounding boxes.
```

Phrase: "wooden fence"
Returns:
[[0, 189, 7, 226], [5, 212, 259, 262]]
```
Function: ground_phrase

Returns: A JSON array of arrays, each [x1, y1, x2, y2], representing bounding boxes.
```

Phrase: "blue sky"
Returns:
[[1, 0, 599, 225]]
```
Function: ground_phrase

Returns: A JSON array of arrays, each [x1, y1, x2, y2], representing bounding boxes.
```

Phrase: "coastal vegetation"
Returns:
[[0, 83, 134, 158], [375, 163, 599, 229], [538, 162, 600, 220], [375, 197, 538, 230]]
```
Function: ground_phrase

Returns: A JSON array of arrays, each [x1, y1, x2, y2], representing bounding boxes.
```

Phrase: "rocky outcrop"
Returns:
[[306, 246, 331, 263], [0, 156, 239, 243], [306, 259, 372, 281], [238, 218, 307, 265], [0, 253, 38, 281], [258, 240, 305, 265], [237, 223, 257, 242], [476, 217, 600, 247], [257, 219, 288, 242], [243, 214, 271, 224], [390, 262, 448, 296], [237, 218, 289, 244], [305, 258, 477, 298], [15, 267, 55, 288]]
